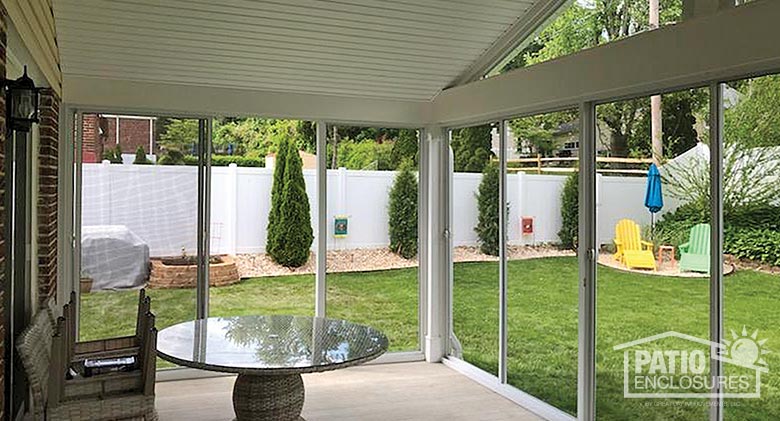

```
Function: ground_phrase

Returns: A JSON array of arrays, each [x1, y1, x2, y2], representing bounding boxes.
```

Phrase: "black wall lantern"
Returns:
[[3, 65, 41, 133]]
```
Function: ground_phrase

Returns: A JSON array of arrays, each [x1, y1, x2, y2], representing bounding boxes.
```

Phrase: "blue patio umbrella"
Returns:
[[644, 163, 664, 237]]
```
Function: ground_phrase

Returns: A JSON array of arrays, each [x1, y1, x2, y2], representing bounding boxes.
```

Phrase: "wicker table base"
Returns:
[[232, 373, 305, 421]]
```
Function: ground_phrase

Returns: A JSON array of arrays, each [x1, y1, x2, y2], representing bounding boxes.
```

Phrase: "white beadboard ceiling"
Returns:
[[53, 0, 546, 102]]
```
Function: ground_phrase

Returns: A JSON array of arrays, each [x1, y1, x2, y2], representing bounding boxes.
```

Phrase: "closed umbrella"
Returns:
[[644, 163, 664, 238]]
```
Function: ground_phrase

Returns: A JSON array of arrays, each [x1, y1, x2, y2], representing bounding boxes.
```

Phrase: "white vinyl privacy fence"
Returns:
[[81, 162, 679, 257]]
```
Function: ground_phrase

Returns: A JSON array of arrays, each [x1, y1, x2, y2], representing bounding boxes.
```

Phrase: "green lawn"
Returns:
[[81, 257, 780, 420]]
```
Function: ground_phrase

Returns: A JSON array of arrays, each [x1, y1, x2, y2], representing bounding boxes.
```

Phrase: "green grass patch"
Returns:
[[82, 257, 780, 420]]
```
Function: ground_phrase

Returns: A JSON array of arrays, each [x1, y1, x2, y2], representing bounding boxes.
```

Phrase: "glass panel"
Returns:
[[450, 123, 500, 374], [79, 115, 198, 356], [207, 118, 316, 318], [505, 109, 580, 415], [596, 87, 711, 419], [489, 0, 684, 77], [325, 126, 420, 352], [722, 75, 780, 420]]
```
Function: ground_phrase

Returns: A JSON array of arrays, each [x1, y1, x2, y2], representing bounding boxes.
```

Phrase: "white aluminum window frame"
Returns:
[[64, 112, 428, 379], [440, 76, 756, 421]]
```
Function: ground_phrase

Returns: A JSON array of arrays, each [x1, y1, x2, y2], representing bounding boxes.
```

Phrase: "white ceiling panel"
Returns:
[[54, 0, 543, 101]]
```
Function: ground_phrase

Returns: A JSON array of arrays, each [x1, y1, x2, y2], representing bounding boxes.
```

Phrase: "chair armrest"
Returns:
[[641, 241, 654, 250], [679, 242, 689, 253]]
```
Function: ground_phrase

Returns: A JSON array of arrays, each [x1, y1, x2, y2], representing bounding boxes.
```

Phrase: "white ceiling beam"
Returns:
[[433, 0, 780, 127], [449, 0, 570, 87], [63, 76, 432, 127]]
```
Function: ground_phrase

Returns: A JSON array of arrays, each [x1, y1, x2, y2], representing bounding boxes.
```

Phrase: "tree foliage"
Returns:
[[212, 118, 309, 158], [509, 110, 577, 157], [475, 163, 501, 256], [451, 125, 493, 173], [388, 160, 419, 259], [505, 0, 695, 158], [725, 75, 780, 148], [159, 119, 198, 153], [390, 129, 419, 168], [269, 138, 314, 267]]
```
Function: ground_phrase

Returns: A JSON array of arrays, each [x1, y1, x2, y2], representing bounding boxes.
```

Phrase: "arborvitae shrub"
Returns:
[[266, 139, 290, 261], [558, 172, 579, 249], [475, 163, 501, 256], [270, 140, 314, 267], [388, 160, 418, 259], [133, 146, 151, 164]]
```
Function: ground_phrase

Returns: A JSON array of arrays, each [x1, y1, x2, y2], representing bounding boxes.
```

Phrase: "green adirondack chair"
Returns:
[[679, 223, 710, 274]]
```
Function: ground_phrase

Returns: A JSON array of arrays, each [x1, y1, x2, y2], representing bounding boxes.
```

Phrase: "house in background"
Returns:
[[82, 114, 158, 163]]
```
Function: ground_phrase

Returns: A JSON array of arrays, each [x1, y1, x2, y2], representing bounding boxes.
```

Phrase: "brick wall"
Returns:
[[0, 5, 7, 419], [82, 116, 156, 161], [119, 118, 153, 155], [38, 90, 58, 306], [82, 114, 101, 163]]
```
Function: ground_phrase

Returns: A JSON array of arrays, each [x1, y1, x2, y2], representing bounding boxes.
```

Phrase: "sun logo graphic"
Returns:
[[720, 327, 771, 370], [614, 328, 770, 399]]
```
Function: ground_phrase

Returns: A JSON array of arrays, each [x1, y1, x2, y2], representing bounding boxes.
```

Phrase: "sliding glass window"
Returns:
[[207, 118, 316, 319], [722, 74, 780, 420], [595, 87, 711, 419], [325, 125, 421, 352], [78, 114, 199, 347], [505, 109, 580, 416], [449, 123, 500, 375]]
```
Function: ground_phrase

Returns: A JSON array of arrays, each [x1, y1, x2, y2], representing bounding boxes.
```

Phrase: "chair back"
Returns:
[[140, 313, 158, 396], [687, 223, 711, 255], [15, 310, 56, 419], [615, 219, 642, 251], [135, 289, 151, 339]]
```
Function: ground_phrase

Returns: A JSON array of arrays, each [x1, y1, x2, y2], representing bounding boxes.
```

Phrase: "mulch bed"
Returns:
[[234, 245, 574, 279]]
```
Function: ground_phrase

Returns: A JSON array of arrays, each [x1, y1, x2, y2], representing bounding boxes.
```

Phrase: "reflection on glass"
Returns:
[[157, 316, 388, 370]]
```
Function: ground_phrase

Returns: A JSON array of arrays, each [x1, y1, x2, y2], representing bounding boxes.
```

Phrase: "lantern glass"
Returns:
[[11, 88, 36, 120], [6, 65, 41, 132]]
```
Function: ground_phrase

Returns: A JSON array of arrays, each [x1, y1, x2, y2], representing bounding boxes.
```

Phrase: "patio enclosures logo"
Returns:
[[614, 328, 769, 399]]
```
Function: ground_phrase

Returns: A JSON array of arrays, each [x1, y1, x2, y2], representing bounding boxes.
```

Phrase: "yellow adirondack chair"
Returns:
[[613, 219, 656, 270]]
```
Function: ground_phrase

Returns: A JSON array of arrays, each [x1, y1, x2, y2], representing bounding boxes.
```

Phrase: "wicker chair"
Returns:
[[64, 289, 152, 362], [16, 308, 158, 421]]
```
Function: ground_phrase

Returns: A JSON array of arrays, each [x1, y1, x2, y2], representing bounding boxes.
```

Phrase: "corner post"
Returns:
[[315, 121, 327, 318], [578, 102, 597, 421], [424, 125, 447, 362], [709, 83, 725, 421]]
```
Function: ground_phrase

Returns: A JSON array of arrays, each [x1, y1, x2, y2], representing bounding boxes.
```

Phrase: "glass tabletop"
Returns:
[[156, 315, 389, 375]]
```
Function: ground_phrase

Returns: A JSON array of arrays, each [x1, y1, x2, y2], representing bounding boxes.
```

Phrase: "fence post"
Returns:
[[595, 173, 604, 244], [516, 171, 526, 245], [337, 167, 347, 250], [99, 160, 111, 225], [228, 163, 238, 255]]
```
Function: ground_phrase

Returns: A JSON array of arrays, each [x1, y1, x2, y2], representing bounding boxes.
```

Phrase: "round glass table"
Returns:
[[157, 315, 389, 421]]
